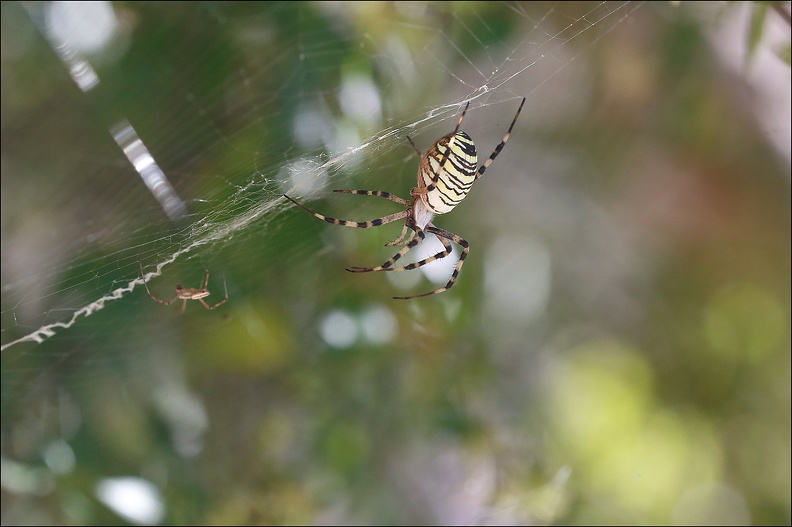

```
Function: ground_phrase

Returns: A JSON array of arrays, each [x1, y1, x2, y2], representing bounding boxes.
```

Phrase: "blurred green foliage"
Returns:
[[1, 1, 790, 525]]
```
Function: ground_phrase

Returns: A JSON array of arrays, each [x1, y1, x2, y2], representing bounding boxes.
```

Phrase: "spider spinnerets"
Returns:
[[284, 97, 525, 300]]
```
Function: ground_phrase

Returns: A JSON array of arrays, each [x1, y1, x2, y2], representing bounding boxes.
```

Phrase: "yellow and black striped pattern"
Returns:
[[419, 131, 478, 214], [283, 97, 525, 299]]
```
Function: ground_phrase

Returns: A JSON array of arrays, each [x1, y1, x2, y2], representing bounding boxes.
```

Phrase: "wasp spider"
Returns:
[[285, 97, 525, 299]]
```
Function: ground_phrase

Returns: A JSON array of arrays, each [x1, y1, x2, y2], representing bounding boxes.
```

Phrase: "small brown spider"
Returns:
[[139, 263, 228, 313]]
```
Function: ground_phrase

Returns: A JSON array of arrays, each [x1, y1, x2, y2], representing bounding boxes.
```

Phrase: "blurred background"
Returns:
[[2, 1, 790, 524]]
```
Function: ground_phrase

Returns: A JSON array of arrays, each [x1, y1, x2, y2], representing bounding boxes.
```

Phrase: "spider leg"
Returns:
[[202, 275, 229, 310], [392, 225, 469, 300], [200, 265, 210, 290], [475, 97, 525, 180], [347, 228, 426, 272], [385, 224, 415, 247], [199, 297, 228, 311], [316, 190, 412, 238], [148, 293, 180, 306], [332, 189, 411, 206], [373, 232, 454, 272], [178, 299, 187, 314], [406, 136, 422, 158], [139, 263, 178, 306], [284, 194, 409, 228], [421, 101, 470, 194]]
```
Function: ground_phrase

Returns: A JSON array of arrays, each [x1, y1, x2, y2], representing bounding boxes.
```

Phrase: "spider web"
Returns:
[[2, 1, 790, 525], [1, 1, 640, 352]]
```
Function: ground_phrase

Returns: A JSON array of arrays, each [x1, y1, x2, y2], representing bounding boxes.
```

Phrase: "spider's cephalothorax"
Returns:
[[284, 97, 525, 299]]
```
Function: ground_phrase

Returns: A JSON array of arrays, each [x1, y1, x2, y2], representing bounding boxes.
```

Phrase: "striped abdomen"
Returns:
[[419, 131, 477, 215]]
